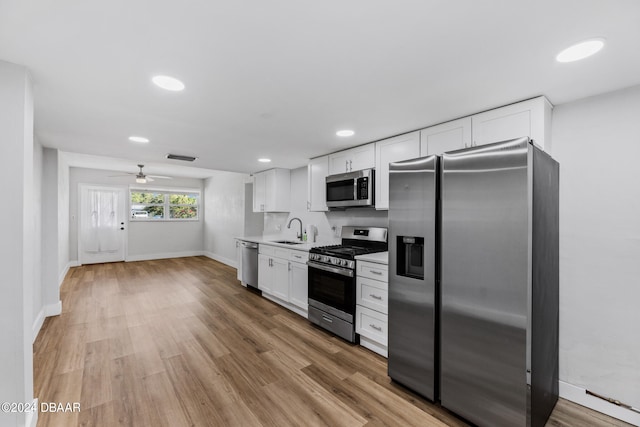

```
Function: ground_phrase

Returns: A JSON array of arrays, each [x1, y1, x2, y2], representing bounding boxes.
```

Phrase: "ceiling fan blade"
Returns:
[[108, 173, 135, 177], [147, 175, 173, 180], [146, 177, 154, 182]]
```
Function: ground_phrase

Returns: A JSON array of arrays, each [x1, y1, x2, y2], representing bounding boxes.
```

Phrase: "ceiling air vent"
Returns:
[[166, 154, 198, 162]]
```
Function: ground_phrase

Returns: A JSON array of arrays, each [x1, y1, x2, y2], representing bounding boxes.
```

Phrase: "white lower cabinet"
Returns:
[[355, 260, 389, 357], [258, 244, 308, 318], [289, 259, 308, 311]]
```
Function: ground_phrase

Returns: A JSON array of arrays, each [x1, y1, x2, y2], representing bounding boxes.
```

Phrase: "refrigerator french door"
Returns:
[[388, 155, 439, 401], [440, 137, 559, 427]]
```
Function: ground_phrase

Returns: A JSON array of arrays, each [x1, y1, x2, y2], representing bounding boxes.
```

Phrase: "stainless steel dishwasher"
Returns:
[[240, 241, 259, 291]]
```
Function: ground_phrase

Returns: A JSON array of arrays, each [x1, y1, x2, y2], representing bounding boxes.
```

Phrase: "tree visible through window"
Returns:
[[130, 189, 199, 220]]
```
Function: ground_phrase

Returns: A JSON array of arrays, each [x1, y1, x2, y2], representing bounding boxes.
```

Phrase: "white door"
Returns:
[[79, 185, 126, 265]]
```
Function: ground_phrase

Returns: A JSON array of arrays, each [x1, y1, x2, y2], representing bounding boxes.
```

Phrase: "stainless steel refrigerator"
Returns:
[[388, 137, 559, 427], [388, 155, 439, 401]]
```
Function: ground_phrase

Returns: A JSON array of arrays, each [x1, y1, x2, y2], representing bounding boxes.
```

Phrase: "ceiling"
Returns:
[[1, 0, 639, 177]]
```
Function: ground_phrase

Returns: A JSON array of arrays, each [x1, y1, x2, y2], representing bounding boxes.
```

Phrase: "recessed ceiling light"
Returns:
[[128, 136, 150, 143], [258, 158, 271, 163], [336, 130, 355, 137], [152, 75, 185, 91], [556, 38, 605, 63]]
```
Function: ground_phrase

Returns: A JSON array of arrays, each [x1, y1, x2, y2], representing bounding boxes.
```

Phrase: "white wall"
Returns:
[[203, 171, 248, 266], [58, 152, 70, 280], [553, 85, 640, 413], [42, 148, 62, 308], [0, 60, 36, 427], [68, 167, 205, 262], [32, 139, 44, 340], [265, 166, 388, 243]]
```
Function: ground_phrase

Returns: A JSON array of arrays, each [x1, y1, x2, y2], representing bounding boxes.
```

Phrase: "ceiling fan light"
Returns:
[[136, 177, 147, 184]]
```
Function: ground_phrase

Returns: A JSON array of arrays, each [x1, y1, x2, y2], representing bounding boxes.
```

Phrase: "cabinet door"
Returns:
[[236, 240, 243, 281], [420, 117, 471, 155], [349, 143, 376, 171], [289, 261, 308, 310], [254, 169, 290, 212], [375, 132, 420, 210], [270, 257, 290, 301], [253, 172, 266, 212], [308, 156, 328, 211], [328, 151, 351, 175], [471, 97, 551, 150], [258, 254, 272, 293]]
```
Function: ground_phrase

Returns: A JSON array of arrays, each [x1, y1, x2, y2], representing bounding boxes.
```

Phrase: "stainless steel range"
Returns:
[[307, 226, 388, 342]]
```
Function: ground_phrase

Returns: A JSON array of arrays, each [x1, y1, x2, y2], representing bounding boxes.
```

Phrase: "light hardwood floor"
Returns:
[[34, 257, 631, 426]]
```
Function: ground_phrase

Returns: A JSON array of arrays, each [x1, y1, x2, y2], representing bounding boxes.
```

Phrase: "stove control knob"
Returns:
[[340, 259, 347, 266]]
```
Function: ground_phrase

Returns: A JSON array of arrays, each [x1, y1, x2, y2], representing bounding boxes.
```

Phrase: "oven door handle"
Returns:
[[307, 261, 354, 278]]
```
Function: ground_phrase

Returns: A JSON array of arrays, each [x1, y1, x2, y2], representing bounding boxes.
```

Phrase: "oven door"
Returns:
[[307, 261, 356, 321]]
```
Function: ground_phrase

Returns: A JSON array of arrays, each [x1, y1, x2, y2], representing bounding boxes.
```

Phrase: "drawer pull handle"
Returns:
[[369, 324, 382, 331], [370, 270, 383, 275], [322, 316, 333, 323], [369, 294, 382, 300]]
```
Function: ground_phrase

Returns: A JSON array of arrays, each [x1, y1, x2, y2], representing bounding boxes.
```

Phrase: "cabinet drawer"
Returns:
[[259, 244, 290, 259], [356, 306, 388, 346], [289, 250, 309, 263], [259, 244, 275, 256], [356, 277, 388, 314], [357, 261, 388, 282]]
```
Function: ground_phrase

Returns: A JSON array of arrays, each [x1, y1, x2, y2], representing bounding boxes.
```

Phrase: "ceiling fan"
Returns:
[[109, 164, 172, 184]]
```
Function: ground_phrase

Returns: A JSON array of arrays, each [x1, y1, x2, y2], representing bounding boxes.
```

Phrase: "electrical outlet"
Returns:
[[276, 224, 281, 231]]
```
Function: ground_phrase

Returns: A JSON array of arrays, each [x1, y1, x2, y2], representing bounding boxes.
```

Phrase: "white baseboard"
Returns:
[[45, 300, 62, 317], [203, 251, 237, 268], [58, 261, 78, 288], [126, 251, 204, 262], [32, 301, 63, 343], [24, 398, 38, 427], [559, 380, 640, 426], [32, 309, 45, 343]]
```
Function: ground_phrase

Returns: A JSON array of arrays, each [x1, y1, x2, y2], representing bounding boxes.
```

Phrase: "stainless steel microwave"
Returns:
[[326, 168, 375, 208]]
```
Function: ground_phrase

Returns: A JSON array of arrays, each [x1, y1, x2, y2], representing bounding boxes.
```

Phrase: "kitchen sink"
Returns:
[[270, 240, 303, 245]]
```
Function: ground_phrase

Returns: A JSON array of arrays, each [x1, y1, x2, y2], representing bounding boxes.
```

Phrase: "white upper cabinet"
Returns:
[[471, 96, 552, 152], [307, 156, 328, 212], [375, 131, 420, 210], [420, 117, 472, 155], [328, 143, 375, 175], [253, 168, 290, 212]]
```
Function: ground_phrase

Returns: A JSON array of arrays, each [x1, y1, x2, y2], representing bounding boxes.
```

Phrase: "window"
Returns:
[[130, 188, 200, 221]]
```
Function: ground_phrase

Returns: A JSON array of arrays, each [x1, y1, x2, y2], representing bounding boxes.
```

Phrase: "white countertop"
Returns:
[[235, 236, 329, 251], [355, 251, 389, 265]]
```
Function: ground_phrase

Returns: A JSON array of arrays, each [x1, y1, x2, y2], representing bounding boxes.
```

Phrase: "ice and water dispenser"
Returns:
[[396, 236, 425, 280]]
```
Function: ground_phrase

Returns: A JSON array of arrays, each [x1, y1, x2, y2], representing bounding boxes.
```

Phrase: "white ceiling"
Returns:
[[1, 0, 639, 177]]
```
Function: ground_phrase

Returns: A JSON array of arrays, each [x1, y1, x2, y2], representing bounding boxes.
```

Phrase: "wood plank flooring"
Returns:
[[34, 256, 631, 427]]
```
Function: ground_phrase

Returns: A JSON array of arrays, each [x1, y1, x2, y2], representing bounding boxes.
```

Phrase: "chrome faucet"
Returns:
[[287, 217, 303, 241]]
